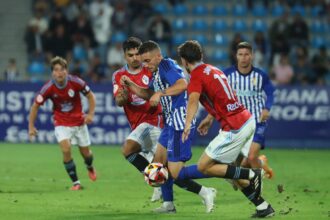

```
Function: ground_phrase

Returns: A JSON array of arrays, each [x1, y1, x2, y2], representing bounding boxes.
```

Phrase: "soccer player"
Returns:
[[121, 40, 216, 213], [223, 42, 275, 178], [178, 40, 275, 218], [28, 56, 97, 191], [112, 37, 163, 202]]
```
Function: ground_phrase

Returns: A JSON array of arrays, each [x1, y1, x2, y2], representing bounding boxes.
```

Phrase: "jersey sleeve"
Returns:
[[262, 73, 275, 110], [160, 60, 185, 86], [35, 82, 52, 105], [71, 75, 90, 95], [112, 71, 124, 97], [187, 72, 203, 95]]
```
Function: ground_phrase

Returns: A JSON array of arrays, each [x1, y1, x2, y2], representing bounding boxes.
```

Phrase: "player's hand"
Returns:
[[120, 76, 132, 87], [150, 91, 162, 107], [182, 125, 191, 143], [260, 109, 270, 122], [197, 117, 213, 136], [28, 126, 38, 141], [84, 113, 94, 124]]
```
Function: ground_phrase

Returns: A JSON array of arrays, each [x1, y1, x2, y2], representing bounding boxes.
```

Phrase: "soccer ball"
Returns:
[[144, 162, 169, 187]]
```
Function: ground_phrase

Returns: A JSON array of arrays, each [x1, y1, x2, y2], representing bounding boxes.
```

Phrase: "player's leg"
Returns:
[[55, 126, 81, 190], [157, 127, 216, 213], [76, 125, 96, 182]]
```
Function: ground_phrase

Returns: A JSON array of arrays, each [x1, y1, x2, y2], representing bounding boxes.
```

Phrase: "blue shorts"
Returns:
[[253, 122, 267, 149], [158, 125, 195, 162]]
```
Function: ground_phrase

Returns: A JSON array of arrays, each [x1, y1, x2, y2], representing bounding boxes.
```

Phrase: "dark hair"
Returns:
[[177, 40, 203, 63], [236, 41, 253, 52], [122, 37, 142, 53], [50, 56, 67, 70], [138, 40, 160, 55]]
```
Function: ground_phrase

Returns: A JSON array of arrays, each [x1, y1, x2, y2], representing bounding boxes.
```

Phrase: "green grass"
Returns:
[[0, 143, 329, 220]]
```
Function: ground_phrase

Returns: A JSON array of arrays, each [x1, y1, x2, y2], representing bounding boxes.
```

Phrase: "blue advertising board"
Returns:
[[0, 82, 329, 148]]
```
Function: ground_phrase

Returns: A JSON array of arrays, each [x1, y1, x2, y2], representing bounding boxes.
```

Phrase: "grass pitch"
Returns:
[[0, 143, 329, 220]]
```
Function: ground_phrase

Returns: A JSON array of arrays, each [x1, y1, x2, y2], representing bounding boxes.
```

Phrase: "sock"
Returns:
[[64, 160, 78, 183], [241, 184, 266, 207], [84, 155, 94, 171], [161, 176, 174, 201], [177, 165, 210, 180], [125, 152, 149, 172], [224, 165, 250, 179], [174, 179, 202, 194]]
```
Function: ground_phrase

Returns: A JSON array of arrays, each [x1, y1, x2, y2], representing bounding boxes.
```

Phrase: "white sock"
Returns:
[[163, 201, 174, 208], [198, 186, 208, 197], [256, 201, 269, 210], [249, 170, 255, 179]]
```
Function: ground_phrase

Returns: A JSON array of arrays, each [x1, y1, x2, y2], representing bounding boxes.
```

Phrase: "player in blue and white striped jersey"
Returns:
[[121, 40, 216, 213], [224, 42, 275, 179]]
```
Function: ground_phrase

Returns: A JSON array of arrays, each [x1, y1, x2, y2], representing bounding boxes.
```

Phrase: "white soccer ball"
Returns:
[[144, 162, 169, 187]]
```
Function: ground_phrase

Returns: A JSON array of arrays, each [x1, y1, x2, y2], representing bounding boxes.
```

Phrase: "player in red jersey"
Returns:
[[178, 40, 275, 218], [28, 56, 97, 191], [113, 37, 163, 201]]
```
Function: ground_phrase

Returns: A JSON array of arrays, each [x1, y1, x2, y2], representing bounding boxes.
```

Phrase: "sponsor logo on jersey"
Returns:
[[68, 89, 75, 97], [36, 94, 44, 103], [142, 75, 149, 85]]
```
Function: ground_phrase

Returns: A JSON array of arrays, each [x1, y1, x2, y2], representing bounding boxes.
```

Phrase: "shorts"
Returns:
[[158, 125, 195, 162], [253, 122, 267, 149], [54, 124, 91, 147], [126, 122, 161, 154], [205, 118, 255, 164]]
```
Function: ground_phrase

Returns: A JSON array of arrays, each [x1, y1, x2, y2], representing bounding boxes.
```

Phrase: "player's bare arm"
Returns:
[[28, 103, 40, 141], [115, 86, 129, 107], [120, 75, 154, 100], [197, 114, 214, 136], [182, 92, 200, 142], [84, 91, 96, 124], [150, 78, 187, 107], [260, 109, 270, 122]]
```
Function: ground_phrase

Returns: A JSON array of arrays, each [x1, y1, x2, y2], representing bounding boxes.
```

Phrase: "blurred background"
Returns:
[[0, 0, 329, 148]]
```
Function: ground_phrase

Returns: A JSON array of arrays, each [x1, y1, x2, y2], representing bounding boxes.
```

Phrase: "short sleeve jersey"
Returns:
[[35, 75, 90, 127], [112, 65, 163, 130], [188, 64, 251, 131]]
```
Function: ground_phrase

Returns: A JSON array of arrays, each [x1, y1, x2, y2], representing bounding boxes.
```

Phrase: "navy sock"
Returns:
[[174, 179, 202, 194], [177, 165, 210, 180], [84, 155, 93, 171], [161, 176, 174, 201], [64, 160, 78, 183], [242, 185, 265, 206], [125, 153, 149, 172], [224, 165, 250, 179]]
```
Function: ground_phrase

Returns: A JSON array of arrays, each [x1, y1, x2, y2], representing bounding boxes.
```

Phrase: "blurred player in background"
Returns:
[[112, 37, 163, 202], [121, 40, 216, 214], [178, 40, 275, 218], [224, 42, 275, 179], [28, 56, 97, 190]]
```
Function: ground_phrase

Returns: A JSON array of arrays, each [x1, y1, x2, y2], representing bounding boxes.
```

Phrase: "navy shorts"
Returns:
[[253, 122, 267, 149], [158, 125, 195, 162]]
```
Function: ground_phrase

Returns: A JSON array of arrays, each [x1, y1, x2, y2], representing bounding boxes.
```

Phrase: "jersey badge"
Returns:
[[142, 75, 149, 85], [68, 89, 75, 97]]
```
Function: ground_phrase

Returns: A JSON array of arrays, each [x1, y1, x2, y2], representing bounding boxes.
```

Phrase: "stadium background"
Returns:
[[0, 0, 329, 148]]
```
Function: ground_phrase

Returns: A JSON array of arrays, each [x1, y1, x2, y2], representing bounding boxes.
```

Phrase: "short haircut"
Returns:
[[122, 37, 142, 53], [177, 40, 203, 63], [138, 40, 160, 55], [236, 41, 253, 52], [50, 56, 67, 70]]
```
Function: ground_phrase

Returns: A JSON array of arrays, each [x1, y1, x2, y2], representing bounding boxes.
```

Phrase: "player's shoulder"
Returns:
[[68, 75, 86, 86], [40, 80, 54, 94], [112, 66, 126, 82], [159, 58, 179, 72], [222, 65, 237, 75], [252, 66, 268, 77]]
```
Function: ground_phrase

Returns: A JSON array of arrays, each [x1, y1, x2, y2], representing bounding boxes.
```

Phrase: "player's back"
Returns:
[[189, 64, 251, 131], [112, 66, 163, 130]]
